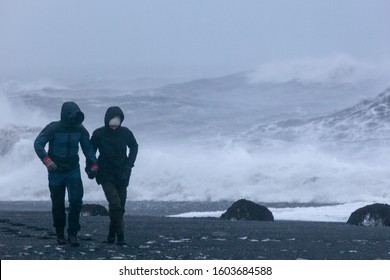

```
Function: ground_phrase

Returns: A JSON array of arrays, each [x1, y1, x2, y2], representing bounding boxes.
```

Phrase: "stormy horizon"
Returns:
[[1, 1, 390, 223]]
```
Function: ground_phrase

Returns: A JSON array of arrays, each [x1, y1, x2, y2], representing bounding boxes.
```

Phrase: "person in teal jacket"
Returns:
[[34, 101, 98, 246]]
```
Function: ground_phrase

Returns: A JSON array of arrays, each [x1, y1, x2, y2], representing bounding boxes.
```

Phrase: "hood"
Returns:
[[104, 106, 125, 127], [60, 101, 85, 126]]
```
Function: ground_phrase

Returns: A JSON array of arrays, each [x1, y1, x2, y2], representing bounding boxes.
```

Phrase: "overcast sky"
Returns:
[[0, 0, 389, 82]]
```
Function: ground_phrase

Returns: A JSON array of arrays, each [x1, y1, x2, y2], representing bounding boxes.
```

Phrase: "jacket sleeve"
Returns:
[[33, 124, 52, 162], [86, 130, 99, 168], [80, 127, 97, 167], [126, 130, 138, 168]]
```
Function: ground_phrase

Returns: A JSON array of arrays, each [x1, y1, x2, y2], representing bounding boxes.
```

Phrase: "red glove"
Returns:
[[90, 163, 99, 173], [86, 163, 99, 179], [43, 156, 57, 171]]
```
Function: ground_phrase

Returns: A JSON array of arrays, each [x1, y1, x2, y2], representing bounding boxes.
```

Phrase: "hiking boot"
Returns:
[[56, 230, 66, 245], [68, 232, 80, 247], [117, 234, 127, 246], [107, 231, 116, 244]]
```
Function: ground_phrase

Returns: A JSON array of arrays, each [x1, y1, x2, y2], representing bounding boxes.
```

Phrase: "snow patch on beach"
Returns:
[[168, 211, 225, 218]]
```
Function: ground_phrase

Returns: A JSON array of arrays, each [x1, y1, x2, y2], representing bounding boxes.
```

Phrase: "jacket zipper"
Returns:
[[67, 133, 71, 160]]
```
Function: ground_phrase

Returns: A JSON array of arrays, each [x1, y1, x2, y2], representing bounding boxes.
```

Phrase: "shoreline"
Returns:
[[0, 200, 376, 223], [1, 210, 390, 260], [0, 199, 345, 215]]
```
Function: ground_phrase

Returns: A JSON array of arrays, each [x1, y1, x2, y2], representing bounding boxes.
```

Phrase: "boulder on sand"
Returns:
[[347, 203, 390, 227], [220, 199, 274, 221], [81, 204, 109, 216]]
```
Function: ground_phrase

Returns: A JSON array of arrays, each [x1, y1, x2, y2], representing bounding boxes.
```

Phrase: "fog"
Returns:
[[1, 0, 389, 81], [1, 56, 390, 205], [1, 1, 390, 220]]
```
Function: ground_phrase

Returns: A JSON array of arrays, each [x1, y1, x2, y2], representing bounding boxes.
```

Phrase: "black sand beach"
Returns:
[[1, 210, 390, 260]]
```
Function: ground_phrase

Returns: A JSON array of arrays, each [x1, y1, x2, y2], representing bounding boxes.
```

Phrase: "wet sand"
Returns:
[[1, 210, 390, 260]]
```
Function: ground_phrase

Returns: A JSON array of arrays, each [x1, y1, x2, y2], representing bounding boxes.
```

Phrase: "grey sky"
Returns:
[[0, 0, 389, 82]]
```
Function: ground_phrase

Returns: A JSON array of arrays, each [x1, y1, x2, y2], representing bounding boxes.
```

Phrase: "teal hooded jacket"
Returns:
[[34, 101, 97, 172]]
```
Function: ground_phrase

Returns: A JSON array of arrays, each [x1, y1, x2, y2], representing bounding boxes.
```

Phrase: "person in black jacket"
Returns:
[[87, 106, 138, 245], [34, 101, 98, 246]]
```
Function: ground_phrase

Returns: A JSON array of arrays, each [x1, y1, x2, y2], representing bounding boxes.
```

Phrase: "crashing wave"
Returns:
[[240, 88, 390, 144], [0, 125, 40, 156]]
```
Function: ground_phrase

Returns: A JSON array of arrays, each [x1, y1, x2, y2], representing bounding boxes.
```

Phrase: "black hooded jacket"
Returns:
[[90, 106, 138, 186], [34, 101, 97, 172]]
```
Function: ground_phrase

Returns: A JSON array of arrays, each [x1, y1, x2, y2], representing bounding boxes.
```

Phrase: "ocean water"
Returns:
[[1, 56, 390, 222]]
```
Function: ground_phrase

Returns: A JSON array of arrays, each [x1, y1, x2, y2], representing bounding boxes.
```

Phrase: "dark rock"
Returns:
[[81, 204, 109, 216], [220, 199, 274, 221], [347, 203, 390, 226]]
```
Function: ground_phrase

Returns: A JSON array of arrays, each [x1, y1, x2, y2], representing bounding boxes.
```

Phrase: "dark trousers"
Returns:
[[101, 181, 127, 235], [48, 169, 83, 234]]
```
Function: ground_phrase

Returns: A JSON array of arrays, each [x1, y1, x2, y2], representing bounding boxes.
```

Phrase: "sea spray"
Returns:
[[1, 64, 390, 204]]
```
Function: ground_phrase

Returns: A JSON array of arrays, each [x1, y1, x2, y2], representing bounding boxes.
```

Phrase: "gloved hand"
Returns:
[[91, 163, 99, 174], [120, 165, 132, 186], [43, 156, 57, 171], [85, 163, 98, 179]]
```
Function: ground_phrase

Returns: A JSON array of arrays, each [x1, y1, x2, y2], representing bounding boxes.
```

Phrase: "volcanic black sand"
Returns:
[[1, 210, 390, 260]]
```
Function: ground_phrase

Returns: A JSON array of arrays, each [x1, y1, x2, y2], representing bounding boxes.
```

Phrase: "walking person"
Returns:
[[86, 106, 138, 246], [34, 101, 98, 246]]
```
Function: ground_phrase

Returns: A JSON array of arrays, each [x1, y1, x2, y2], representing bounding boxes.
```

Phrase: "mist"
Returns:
[[1, 0, 390, 81], [1, 55, 390, 206], [1, 1, 390, 218]]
